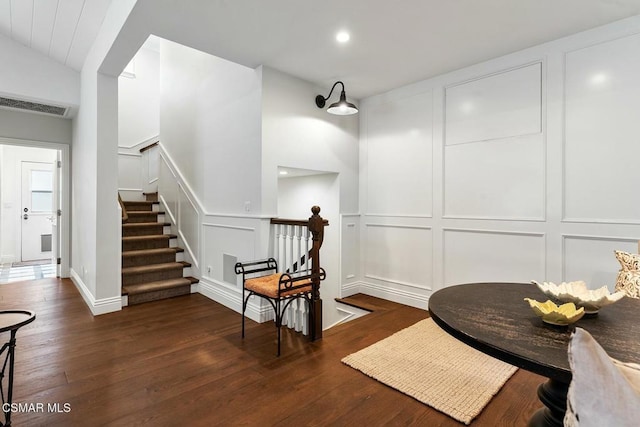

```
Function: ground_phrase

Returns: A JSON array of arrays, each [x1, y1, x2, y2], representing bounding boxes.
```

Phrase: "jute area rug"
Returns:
[[342, 318, 518, 425]]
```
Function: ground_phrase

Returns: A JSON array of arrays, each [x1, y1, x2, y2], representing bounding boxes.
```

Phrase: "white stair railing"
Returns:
[[272, 222, 312, 335]]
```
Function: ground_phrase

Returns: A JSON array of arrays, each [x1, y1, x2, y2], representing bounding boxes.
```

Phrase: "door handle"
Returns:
[[23, 214, 28, 220]]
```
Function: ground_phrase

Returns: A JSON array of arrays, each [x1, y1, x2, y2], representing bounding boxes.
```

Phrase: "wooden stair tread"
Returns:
[[122, 247, 184, 257], [121, 194, 196, 305], [122, 222, 171, 227], [122, 200, 157, 206], [127, 211, 165, 215], [122, 261, 191, 275], [123, 276, 198, 295], [335, 297, 375, 312], [122, 234, 177, 242]]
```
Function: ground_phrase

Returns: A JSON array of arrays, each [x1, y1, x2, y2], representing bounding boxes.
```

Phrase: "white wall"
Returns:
[[71, 0, 140, 315], [155, 62, 359, 328], [118, 44, 161, 201], [261, 67, 359, 216], [159, 39, 263, 215], [262, 67, 359, 327], [0, 145, 57, 263], [0, 33, 79, 113], [358, 16, 640, 309], [0, 110, 72, 144], [118, 46, 160, 148]]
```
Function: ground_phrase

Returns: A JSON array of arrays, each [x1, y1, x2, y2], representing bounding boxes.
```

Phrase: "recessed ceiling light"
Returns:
[[279, 170, 289, 175], [336, 31, 350, 43], [590, 73, 608, 86]]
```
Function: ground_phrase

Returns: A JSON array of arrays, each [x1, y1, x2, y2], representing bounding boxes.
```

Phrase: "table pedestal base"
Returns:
[[528, 379, 569, 427]]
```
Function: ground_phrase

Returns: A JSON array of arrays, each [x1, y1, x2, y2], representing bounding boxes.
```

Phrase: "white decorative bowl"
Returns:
[[531, 280, 625, 314]]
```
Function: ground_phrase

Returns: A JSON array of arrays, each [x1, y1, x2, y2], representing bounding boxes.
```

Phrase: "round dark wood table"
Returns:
[[0, 310, 36, 427], [428, 283, 640, 427]]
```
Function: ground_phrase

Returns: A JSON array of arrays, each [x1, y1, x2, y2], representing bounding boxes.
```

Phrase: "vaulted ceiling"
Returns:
[[2, 0, 640, 99], [0, 0, 111, 71]]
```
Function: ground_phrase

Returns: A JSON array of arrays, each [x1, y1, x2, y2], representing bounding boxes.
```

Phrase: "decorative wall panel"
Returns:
[[443, 229, 545, 286], [203, 223, 255, 286], [364, 224, 432, 290], [564, 33, 640, 223], [178, 185, 199, 266], [444, 134, 544, 219], [117, 154, 142, 190], [445, 63, 542, 145], [159, 155, 178, 224], [366, 92, 433, 217], [341, 215, 359, 281], [562, 235, 639, 292]]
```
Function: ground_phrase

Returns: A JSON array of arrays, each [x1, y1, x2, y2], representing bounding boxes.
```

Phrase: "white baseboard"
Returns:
[[341, 281, 362, 297], [342, 280, 429, 310], [197, 277, 273, 323], [70, 268, 122, 315]]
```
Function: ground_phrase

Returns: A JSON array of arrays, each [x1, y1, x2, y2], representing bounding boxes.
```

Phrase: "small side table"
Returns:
[[0, 310, 36, 427]]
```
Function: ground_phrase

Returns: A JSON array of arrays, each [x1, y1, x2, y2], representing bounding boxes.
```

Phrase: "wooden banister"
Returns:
[[307, 206, 325, 340], [139, 141, 159, 153], [270, 217, 329, 227], [118, 193, 128, 223]]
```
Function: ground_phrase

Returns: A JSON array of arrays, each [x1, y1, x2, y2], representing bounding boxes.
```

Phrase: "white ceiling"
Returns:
[[0, 0, 112, 71], [3, 0, 640, 99]]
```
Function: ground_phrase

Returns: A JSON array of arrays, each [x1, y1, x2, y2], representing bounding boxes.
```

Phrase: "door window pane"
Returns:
[[31, 170, 52, 191], [32, 191, 52, 212]]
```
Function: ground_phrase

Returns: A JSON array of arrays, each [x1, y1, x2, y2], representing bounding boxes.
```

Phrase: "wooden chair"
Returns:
[[235, 258, 325, 356]]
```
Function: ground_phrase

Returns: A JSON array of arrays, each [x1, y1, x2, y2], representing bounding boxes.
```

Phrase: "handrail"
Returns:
[[270, 217, 329, 227], [118, 193, 128, 223], [139, 141, 159, 153]]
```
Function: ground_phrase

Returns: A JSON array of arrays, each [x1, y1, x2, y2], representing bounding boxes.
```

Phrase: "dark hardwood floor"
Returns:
[[1, 278, 543, 426]]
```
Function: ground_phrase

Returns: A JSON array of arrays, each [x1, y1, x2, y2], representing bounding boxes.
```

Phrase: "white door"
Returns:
[[52, 152, 61, 276], [21, 161, 55, 262]]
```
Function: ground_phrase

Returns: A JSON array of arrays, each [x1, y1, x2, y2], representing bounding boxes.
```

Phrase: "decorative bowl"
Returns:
[[531, 280, 625, 314], [524, 298, 585, 326]]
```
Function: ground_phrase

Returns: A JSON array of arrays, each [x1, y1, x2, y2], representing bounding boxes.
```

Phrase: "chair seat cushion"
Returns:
[[245, 273, 312, 298]]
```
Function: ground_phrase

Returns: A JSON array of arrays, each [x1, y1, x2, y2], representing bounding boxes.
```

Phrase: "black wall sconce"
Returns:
[[315, 81, 358, 115]]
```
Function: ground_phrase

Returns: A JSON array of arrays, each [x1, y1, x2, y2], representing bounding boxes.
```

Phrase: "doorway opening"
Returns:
[[0, 140, 69, 284], [277, 166, 342, 329]]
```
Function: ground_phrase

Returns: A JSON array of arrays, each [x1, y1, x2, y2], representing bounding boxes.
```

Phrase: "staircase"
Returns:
[[121, 192, 198, 305]]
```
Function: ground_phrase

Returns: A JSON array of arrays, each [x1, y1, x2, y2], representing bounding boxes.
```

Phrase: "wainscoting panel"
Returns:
[[443, 228, 545, 286], [443, 134, 544, 220], [364, 224, 433, 291], [365, 91, 433, 217], [147, 144, 159, 184], [117, 153, 142, 193], [159, 154, 178, 224], [178, 185, 199, 268], [562, 235, 639, 292], [341, 215, 360, 282], [564, 33, 640, 224], [445, 62, 542, 145], [202, 223, 256, 287]]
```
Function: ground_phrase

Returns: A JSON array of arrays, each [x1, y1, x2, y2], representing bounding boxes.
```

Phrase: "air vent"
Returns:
[[0, 96, 68, 117]]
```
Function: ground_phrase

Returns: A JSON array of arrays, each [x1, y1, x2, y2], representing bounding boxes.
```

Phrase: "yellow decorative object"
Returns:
[[524, 298, 585, 326]]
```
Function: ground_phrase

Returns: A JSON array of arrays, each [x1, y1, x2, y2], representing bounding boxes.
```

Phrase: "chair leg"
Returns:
[[242, 292, 250, 339], [276, 299, 281, 357]]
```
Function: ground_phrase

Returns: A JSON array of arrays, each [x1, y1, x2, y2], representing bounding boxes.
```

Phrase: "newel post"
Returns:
[[308, 205, 325, 340]]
